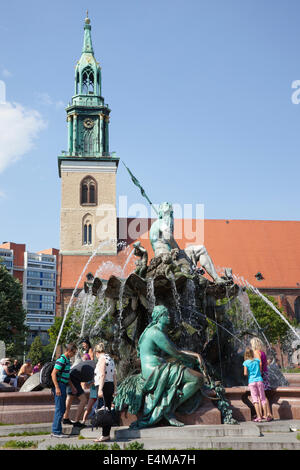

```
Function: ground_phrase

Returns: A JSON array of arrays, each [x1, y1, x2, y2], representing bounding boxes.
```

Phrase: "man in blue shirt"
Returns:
[[51, 343, 77, 437]]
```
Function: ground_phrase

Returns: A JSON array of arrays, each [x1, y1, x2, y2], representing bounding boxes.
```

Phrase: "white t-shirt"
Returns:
[[94, 353, 115, 385]]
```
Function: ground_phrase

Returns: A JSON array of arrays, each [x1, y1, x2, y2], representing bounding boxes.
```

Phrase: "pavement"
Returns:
[[0, 419, 300, 450]]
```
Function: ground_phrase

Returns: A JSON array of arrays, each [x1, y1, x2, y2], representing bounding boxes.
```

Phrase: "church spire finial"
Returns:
[[85, 10, 90, 24], [82, 10, 93, 53]]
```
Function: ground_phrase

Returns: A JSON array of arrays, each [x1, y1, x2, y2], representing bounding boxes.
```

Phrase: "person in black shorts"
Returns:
[[62, 359, 96, 427]]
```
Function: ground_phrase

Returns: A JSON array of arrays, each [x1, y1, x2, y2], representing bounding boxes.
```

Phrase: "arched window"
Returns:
[[82, 183, 88, 203], [83, 130, 94, 154], [82, 67, 94, 94], [83, 214, 93, 245], [80, 176, 97, 205], [295, 297, 300, 323], [76, 71, 80, 94]]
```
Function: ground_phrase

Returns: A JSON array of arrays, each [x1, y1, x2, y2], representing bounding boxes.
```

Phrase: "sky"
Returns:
[[0, 0, 300, 252]]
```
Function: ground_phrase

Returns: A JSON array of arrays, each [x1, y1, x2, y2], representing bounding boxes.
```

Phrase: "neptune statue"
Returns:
[[149, 202, 225, 283]]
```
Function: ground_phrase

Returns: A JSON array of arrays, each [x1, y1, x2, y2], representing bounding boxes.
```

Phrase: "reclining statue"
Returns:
[[114, 305, 205, 428], [149, 202, 225, 283]]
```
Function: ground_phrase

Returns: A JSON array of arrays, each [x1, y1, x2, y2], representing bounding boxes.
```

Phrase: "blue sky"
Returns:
[[0, 0, 300, 252]]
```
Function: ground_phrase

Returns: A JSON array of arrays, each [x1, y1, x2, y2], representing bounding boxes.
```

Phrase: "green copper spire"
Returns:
[[58, 14, 119, 179], [60, 14, 118, 160], [74, 13, 101, 97], [82, 11, 94, 54]]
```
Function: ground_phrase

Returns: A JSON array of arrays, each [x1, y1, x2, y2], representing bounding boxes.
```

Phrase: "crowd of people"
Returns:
[[1, 333, 275, 439], [0, 357, 43, 388], [51, 338, 117, 441]]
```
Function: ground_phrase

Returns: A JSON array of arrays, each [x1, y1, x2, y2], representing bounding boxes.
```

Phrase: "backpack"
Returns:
[[39, 357, 67, 389]]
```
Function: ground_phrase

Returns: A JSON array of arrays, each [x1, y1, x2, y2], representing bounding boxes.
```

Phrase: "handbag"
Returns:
[[91, 398, 120, 430]]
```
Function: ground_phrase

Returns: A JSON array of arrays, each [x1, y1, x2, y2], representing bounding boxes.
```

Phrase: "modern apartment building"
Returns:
[[0, 242, 59, 345], [0, 247, 14, 275]]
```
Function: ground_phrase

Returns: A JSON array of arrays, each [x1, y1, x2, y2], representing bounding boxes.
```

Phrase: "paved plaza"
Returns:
[[0, 419, 299, 451]]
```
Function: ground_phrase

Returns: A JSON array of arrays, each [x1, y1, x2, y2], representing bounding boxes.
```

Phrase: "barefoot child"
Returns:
[[243, 347, 268, 422]]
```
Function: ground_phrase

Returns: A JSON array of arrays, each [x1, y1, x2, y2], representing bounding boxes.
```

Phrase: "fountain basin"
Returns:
[[1, 387, 300, 425]]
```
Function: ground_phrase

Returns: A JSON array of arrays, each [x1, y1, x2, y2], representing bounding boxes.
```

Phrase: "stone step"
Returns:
[[0, 422, 299, 451], [256, 419, 300, 434], [81, 423, 261, 440], [37, 435, 300, 451], [111, 435, 300, 451]]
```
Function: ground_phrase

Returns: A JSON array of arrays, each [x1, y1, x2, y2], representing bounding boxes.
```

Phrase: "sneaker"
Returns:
[[51, 433, 69, 438], [62, 418, 74, 425], [73, 421, 86, 428]]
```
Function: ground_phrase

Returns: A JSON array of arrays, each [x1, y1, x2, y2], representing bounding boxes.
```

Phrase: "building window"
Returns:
[[83, 213, 93, 245], [83, 223, 92, 245], [80, 176, 97, 205], [82, 67, 94, 94], [41, 272, 55, 280], [83, 130, 94, 154]]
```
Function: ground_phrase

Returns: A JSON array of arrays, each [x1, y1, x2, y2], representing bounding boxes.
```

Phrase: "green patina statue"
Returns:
[[149, 202, 226, 283], [114, 305, 206, 428], [133, 241, 148, 278]]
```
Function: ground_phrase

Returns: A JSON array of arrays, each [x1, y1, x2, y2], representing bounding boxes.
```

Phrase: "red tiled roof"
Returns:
[[60, 219, 300, 290]]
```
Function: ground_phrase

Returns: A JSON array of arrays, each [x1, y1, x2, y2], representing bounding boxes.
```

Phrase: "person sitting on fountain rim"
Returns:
[[17, 358, 33, 381], [243, 347, 268, 423]]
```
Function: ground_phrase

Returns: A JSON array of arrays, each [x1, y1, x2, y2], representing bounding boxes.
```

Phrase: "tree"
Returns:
[[0, 264, 27, 357], [28, 336, 43, 365], [48, 311, 76, 349], [247, 290, 290, 346]]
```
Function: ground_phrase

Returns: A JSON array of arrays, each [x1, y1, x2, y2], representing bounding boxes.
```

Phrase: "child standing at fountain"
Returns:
[[243, 347, 268, 422], [250, 337, 273, 421]]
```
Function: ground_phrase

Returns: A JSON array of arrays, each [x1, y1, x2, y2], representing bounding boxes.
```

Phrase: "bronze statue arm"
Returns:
[[153, 329, 197, 365]]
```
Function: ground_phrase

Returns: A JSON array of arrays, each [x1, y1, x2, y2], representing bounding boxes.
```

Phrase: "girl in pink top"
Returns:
[[250, 337, 273, 421]]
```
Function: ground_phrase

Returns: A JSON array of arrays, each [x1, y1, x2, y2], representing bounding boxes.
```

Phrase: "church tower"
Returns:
[[58, 13, 119, 256]]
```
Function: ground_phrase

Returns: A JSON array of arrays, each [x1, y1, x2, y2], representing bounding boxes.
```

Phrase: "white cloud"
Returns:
[[0, 102, 46, 174], [35, 92, 65, 109], [2, 68, 12, 78], [0, 190, 6, 199]]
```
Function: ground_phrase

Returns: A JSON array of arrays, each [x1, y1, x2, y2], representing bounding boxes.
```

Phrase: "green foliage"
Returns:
[[225, 290, 291, 346], [247, 290, 290, 345], [46, 441, 144, 451], [124, 441, 144, 450], [27, 336, 54, 365], [0, 264, 27, 357], [28, 336, 43, 365], [46, 443, 109, 450], [48, 310, 75, 347], [110, 442, 121, 450], [4, 431, 49, 437], [41, 342, 54, 363], [2, 440, 38, 449]]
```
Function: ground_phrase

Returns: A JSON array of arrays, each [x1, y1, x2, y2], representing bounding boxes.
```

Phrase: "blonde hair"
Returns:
[[244, 347, 254, 361], [94, 342, 105, 353], [250, 337, 265, 352]]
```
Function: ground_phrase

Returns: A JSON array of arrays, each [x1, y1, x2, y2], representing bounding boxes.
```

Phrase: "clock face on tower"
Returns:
[[83, 117, 94, 129]]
